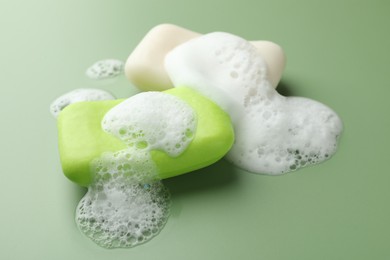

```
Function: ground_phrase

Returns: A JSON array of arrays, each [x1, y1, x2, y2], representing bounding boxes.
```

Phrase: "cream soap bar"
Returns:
[[125, 24, 285, 91]]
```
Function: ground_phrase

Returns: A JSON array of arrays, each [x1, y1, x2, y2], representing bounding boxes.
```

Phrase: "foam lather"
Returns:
[[165, 32, 343, 174], [57, 87, 234, 186]]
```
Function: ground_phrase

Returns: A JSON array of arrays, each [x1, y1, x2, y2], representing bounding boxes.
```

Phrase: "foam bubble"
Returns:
[[76, 91, 196, 248], [50, 88, 115, 118], [86, 59, 124, 80], [76, 172, 170, 248], [165, 32, 343, 174], [102, 91, 197, 157]]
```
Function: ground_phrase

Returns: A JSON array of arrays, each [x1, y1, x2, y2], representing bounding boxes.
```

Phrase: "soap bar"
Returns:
[[57, 87, 234, 186], [125, 24, 285, 91]]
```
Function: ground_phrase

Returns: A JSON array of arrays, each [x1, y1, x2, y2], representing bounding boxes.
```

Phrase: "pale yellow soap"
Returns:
[[125, 24, 286, 91]]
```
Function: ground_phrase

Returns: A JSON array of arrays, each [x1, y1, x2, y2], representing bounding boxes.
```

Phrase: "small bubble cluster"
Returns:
[[86, 59, 124, 80], [50, 88, 115, 118], [165, 32, 343, 175]]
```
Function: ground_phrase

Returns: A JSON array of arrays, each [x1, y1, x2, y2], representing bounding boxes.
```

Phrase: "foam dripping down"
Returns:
[[75, 91, 196, 248], [76, 158, 170, 248]]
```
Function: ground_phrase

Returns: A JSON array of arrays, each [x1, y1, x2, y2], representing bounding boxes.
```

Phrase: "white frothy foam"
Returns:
[[165, 32, 343, 174], [76, 91, 196, 248], [86, 59, 124, 80], [50, 88, 115, 118], [76, 166, 170, 248], [102, 91, 197, 157]]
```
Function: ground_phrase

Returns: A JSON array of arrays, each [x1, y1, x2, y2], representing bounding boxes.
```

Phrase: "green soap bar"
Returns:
[[57, 100, 127, 186], [57, 87, 234, 186]]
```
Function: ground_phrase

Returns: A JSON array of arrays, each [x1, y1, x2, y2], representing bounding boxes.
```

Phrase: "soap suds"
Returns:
[[76, 157, 170, 248], [75, 91, 197, 248], [165, 32, 342, 174], [50, 88, 115, 118], [102, 91, 196, 157], [86, 59, 124, 80]]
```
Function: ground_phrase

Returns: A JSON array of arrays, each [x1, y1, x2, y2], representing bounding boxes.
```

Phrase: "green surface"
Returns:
[[58, 87, 233, 186], [0, 0, 389, 259]]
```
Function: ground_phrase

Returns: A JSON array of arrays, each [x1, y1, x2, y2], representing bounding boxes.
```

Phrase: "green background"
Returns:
[[1, 0, 389, 259]]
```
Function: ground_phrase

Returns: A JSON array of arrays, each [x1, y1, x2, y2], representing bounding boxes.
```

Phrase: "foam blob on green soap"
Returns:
[[102, 91, 197, 157], [165, 32, 343, 174]]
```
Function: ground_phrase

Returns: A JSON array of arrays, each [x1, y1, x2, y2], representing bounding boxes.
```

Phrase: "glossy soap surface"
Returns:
[[1, 1, 389, 260]]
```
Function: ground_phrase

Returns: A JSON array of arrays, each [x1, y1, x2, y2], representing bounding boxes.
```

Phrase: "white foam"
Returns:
[[76, 173, 170, 248], [50, 88, 115, 118], [86, 59, 124, 80], [76, 91, 196, 248], [165, 33, 269, 122], [102, 91, 197, 157], [165, 32, 343, 174]]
